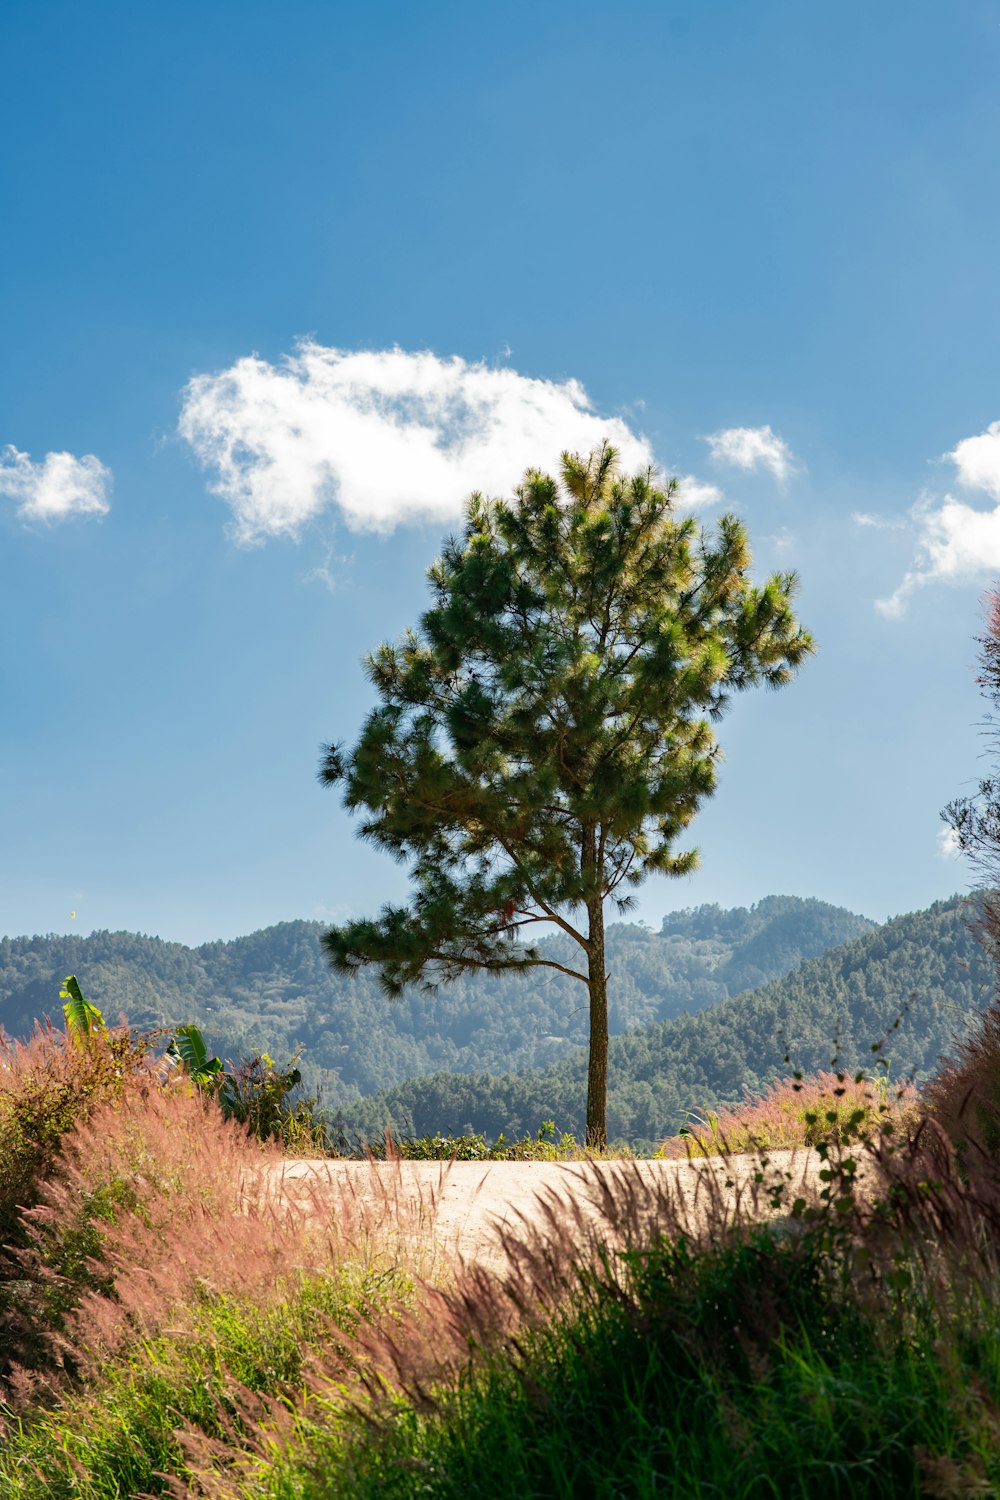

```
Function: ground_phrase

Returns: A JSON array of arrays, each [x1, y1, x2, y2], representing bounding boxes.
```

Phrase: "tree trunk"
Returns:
[[584, 823, 609, 1149], [585, 905, 609, 1149]]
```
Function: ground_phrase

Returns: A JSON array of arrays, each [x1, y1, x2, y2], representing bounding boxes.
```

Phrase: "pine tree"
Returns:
[[320, 443, 814, 1146]]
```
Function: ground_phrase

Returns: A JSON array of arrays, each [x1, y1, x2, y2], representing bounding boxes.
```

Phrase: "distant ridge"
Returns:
[[334, 896, 990, 1148], [0, 895, 872, 1103]]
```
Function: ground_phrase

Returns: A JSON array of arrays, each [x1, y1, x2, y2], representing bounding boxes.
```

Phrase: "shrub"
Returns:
[[372, 1120, 586, 1161], [166, 1024, 326, 1153], [0, 1019, 149, 1251], [218, 1048, 326, 1152]]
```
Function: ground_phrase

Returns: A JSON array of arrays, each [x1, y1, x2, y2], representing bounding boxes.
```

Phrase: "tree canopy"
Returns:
[[320, 443, 814, 1143]]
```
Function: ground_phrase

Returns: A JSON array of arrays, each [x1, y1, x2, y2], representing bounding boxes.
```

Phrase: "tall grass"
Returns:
[[0, 1020, 148, 1250], [925, 999, 1000, 1173], [0, 1078, 428, 1497], [6, 1007, 1000, 1496], [165, 1124, 1000, 1499]]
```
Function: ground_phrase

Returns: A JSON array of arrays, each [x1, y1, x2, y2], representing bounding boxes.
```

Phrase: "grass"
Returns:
[[365, 1119, 625, 1161], [0, 1266, 404, 1500], [8, 1005, 1000, 1496], [317, 1239, 979, 1499], [137, 1130, 1000, 1499], [0, 1020, 148, 1250]]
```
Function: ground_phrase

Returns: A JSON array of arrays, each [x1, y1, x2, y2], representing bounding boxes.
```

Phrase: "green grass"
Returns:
[[0, 1264, 408, 1500], [192, 1228, 1000, 1500], [370, 1119, 631, 1161]]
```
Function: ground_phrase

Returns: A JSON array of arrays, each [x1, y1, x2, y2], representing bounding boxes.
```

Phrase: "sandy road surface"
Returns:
[[263, 1151, 854, 1276]]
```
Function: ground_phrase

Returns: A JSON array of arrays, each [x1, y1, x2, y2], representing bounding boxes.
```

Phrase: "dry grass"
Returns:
[[0, 1020, 149, 1245], [925, 1000, 1000, 1175], [6, 1086, 445, 1396], [658, 1069, 920, 1158], [162, 1112, 1000, 1499]]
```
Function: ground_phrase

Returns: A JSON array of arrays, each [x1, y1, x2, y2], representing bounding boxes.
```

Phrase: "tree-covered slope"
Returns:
[[334, 896, 991, 1147], [0, 895, 871, 1103]]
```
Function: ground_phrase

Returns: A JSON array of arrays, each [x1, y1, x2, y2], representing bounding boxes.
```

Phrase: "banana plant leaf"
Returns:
[[166, 1024, 224, 1086], [61, 975, 106, 1038]]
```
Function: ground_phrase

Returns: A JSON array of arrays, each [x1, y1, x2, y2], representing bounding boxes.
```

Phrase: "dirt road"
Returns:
[[265, 1150, 851, 1276]]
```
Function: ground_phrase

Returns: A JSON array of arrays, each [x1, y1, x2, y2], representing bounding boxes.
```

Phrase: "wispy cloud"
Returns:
[[0, 445, 111, 523], [876, 421, 1000, 618], [704, 424, 798, 481], [851, 511, 907, 531], [766, 526, 796, 558], [178, 343, 656, 543], [937, 824, 962, 861]]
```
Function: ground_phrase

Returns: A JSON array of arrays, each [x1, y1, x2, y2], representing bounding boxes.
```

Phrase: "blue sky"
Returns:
[[3, 0, 998, 945]]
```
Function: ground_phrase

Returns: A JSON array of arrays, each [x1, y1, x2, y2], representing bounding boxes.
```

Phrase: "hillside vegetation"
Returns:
[[0, 895, 871, 1104], [336, 896, 990, 1147]]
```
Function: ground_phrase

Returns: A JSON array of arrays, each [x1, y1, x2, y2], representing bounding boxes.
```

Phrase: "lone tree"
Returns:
[[320, 444, 814, 1146]]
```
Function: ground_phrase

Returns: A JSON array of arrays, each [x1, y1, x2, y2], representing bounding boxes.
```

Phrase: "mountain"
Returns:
[[333, 896, 992, 1148], [0, 895, 872, 1104]]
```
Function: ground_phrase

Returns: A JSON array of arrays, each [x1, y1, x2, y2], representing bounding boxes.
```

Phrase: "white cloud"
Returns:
[[704, 424, 797, 481], [0, 445, 111, 523], [876, 421, 1000, 617], [178, 343, 655, 543], [674, 474, 722, 510], [950, 420, 1000, 499], [937, 824, 962, 861]]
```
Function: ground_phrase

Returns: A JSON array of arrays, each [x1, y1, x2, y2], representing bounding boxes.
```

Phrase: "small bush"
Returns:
[[218, 1048, 326, 1152], [657, 1069, 919, 1158], [369, 1121, 600, 1161], [0, 1021, 149, 1250], [166, 1025, 327, 1153]]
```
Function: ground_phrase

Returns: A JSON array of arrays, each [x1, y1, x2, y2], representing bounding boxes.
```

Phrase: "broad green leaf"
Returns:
[[167, 1024, 224, 1087], [60, 974, 106, 1038]]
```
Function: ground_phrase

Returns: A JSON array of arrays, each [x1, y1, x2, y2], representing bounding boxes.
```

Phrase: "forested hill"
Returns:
[[334, 896, 992, 1149], [0, 895, 870, 1102]]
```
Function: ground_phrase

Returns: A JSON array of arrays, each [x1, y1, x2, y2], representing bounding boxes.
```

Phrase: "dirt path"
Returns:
[[266, 1150, 850, 1276]]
